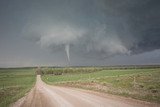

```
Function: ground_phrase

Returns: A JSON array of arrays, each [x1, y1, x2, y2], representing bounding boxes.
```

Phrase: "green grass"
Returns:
[[96, 70, 160, 102], [42, 68, 156, 84], [42, 68, 160, 103], [0, 68, 36, 107]]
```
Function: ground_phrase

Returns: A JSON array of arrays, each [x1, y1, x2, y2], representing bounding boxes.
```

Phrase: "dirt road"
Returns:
[[11, 75, 159, 107]]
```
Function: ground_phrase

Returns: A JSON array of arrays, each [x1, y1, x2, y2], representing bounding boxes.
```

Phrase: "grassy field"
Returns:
[[42, 67, 160, 103], [0, 68, 36, 107]]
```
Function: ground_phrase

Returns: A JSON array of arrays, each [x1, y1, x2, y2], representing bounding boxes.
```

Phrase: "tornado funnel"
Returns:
[[65, 44, 70, 63]]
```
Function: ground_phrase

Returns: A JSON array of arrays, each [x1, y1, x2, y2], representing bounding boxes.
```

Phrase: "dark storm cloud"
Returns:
[[125, 0, 160, 54], [21, 0, 160, 59], [0, 0, 160, 66]]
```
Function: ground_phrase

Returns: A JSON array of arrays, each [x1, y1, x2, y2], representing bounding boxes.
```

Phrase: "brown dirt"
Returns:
[[10, 75, 160, 107]]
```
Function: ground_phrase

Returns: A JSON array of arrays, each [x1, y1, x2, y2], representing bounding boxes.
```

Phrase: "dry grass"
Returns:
[[43, 68, 160, 103]]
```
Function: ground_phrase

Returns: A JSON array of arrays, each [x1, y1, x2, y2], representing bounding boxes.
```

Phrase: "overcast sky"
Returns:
[[0, 0, 160, 67]]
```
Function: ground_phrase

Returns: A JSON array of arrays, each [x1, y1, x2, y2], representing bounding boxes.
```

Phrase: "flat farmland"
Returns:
[[1, 66, 160, 107], [0, 68, 36, 107], [42, 67, 160, 103]]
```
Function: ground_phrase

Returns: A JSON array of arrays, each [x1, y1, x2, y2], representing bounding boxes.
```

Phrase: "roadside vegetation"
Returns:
[[41, 66, 160, 103], [0, 68, 36, 107]]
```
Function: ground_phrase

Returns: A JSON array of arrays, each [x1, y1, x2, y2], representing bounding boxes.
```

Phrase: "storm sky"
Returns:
[[0, 0, 160, 67]]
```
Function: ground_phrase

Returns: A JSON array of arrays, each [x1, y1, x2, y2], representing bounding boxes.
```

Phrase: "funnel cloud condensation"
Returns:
[[0, 0, 160, 66], [65, 44, 70, 62]]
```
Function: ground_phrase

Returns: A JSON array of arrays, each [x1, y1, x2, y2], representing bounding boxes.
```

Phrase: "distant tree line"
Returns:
[[35, 65, 160, 75]]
